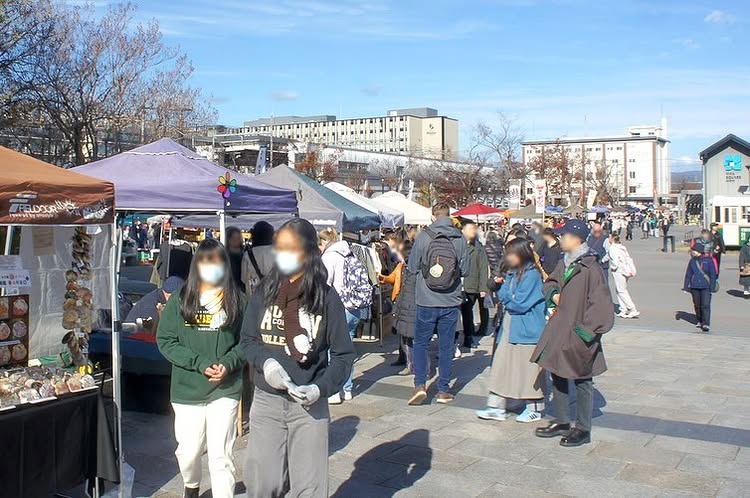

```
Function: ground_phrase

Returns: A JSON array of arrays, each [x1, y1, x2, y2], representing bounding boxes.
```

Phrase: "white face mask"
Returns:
[[275, 251, 302, 275], [198, 264, 225, 285]]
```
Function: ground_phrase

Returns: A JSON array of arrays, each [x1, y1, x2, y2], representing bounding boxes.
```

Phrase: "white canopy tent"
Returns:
[[323, 182, 405, 228], [370, 191, 432, 226]]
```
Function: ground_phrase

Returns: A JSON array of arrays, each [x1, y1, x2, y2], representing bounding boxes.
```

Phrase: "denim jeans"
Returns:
[[413, 305, 459, 393], [342, 308, 365, 393]]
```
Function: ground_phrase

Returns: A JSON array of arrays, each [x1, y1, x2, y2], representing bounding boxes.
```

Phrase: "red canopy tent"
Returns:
[[453, 202, 504, 218]]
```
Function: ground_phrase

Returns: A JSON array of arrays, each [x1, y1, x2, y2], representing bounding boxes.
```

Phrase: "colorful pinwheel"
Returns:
[[218, 172, 237, 199]]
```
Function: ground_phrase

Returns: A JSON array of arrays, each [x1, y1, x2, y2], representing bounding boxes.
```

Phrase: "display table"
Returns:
[[0, 388, 116, 498]]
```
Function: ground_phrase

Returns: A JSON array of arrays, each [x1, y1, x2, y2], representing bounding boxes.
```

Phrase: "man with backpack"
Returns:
[[407, 203, 469, 405]]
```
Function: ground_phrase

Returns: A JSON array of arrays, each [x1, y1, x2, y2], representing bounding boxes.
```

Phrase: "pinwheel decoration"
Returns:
[[218, 172, 237, 199]]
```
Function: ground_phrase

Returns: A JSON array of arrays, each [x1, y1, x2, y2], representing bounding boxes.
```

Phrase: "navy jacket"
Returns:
[[684, 256, 718, 291]]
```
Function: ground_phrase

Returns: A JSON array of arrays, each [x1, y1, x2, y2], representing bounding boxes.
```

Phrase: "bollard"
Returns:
[[662, 235, 675, 253]]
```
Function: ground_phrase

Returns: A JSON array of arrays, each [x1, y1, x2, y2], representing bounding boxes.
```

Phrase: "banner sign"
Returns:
[[534, 179, 546, 215], [508, 179, 522, 210]]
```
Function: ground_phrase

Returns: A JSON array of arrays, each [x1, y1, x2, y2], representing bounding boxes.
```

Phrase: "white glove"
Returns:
[[288, 384, 320, 406], [263, 359, 291, 390]]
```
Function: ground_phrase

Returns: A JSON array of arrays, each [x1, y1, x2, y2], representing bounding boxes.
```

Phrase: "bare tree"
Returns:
[[2, 1, 215, 164], [526, 141, 584, 206], [589, 160, 620, 205], [471, 111, 527, 195], [370, 157, 401, 191]]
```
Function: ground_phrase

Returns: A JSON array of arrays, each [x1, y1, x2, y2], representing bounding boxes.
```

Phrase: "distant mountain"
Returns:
[[672, 170, 702, 182], [672, 170, 702, 190]]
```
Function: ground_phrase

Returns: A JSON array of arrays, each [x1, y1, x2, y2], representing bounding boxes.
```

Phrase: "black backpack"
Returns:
[[421, 228, 459, 292]]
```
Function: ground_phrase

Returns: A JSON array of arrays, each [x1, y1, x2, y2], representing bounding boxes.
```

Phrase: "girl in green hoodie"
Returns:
[[156, 238, 245, 498]]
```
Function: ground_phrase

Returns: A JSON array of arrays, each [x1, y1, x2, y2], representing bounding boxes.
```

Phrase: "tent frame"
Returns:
[[3, 220, 121, 498]]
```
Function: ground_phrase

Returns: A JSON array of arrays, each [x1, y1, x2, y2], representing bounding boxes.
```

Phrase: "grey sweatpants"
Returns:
[[245, 387, 330, 498]]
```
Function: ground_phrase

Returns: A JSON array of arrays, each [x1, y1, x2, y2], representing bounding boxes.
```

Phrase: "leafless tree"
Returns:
[[527, 141, 584, 206], [589, 159, 621, 205], [370, 157, 402, 191], [470, 111, 527, 195], [1, 1, 215, 164]]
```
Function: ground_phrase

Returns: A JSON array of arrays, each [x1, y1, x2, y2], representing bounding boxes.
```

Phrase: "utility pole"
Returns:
[[269, 114, 274, 170]]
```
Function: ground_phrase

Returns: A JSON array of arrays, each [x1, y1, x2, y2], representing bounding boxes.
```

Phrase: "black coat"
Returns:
[[485, 239, 504, 277], [540, 242, 563, 277], [394, 269, 417, 338]]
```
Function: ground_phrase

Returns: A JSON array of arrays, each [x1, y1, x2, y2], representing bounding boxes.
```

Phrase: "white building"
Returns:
[[522, 119, 670, 203], [229, 107, 459, 160]]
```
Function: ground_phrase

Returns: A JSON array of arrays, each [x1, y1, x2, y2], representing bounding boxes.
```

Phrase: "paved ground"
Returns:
[[123, 226, 750, 497]]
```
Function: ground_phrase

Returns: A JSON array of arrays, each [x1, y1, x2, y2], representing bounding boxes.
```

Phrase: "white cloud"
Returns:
[[270, 90, 299, 102], [704, 10, 736, 25]]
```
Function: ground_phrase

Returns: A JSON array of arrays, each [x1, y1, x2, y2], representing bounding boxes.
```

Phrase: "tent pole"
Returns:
[[219, 210, 227, 244], [165, 225, 173, 284], [109, 221, 125, 497], [4, 226, 13, 255]]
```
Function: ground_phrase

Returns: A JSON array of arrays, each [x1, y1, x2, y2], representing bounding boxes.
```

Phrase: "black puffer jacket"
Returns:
[[394, 268, 417, 338]]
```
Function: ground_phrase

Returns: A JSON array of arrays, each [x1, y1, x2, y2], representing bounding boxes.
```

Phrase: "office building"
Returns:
[[231, 107, 459, 160], [522, 119, 670, 203]]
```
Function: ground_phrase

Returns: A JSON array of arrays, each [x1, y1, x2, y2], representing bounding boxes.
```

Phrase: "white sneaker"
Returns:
[[454, 346, 462, 359], [515, 406, 542, 423], [328, 393, 342, 405], [475, 407, 508, 421], [626, 310, 640, 318], [616, 311, 629, 318], [343, 391, 353, 401]]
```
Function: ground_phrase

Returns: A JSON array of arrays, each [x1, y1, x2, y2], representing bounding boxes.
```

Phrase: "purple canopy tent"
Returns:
[[75, 138, 297, 216]]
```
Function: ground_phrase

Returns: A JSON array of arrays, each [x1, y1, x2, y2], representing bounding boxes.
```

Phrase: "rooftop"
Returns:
[[242, 108, 449, 127], [522, 135, 669, 146]]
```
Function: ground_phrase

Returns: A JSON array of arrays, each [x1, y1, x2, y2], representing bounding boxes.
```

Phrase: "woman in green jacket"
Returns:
[[157, 238, 245, 498]]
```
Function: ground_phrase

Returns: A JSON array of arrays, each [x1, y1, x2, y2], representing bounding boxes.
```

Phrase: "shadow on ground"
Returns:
[[332, 429, 431, 497]]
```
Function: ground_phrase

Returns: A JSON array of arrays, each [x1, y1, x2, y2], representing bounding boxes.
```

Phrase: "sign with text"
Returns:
[[533, 179, 546, 215]]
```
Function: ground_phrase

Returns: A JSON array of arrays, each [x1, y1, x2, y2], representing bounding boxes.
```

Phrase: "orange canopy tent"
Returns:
[[0, 146, 115, 225]]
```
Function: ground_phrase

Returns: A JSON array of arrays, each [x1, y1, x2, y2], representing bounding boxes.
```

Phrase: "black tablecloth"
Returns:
[[0, 390, 111, 498]]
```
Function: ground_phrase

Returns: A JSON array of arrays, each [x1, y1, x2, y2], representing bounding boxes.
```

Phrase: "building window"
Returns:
[[629, 171, 636, 179], [629, 186, 637, 194], [616, 146, 623, 150], [629, 158, 636, 163]]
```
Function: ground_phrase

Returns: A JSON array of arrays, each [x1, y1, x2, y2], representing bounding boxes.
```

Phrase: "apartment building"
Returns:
[[522, 119, 670, 203], [231, 107, 459, 160]]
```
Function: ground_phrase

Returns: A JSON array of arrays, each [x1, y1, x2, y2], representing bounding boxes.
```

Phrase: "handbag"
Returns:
[[694, 260, 719, 293], [740, 264, 750, 277]]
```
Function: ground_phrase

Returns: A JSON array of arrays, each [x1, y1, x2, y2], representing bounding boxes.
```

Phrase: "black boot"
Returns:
[[534, 421, 571, 438], [560, 427, 591, 447], [184, 487, 199, 498], [391, 348, 406, 366]]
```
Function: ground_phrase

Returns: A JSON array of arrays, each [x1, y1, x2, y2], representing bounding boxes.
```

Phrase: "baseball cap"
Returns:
[[554, 219, 590, 241], [162, 276, 185, 293]]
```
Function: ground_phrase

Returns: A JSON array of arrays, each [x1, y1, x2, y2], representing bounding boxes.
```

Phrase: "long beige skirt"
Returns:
[[487, 314, 544, 399]]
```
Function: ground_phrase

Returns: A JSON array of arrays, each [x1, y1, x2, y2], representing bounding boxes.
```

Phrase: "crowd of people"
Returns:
[[131, 203, 749, 498]]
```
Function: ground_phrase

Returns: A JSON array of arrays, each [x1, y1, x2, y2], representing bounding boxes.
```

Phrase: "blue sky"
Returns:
[[89, 0, 748, 171]]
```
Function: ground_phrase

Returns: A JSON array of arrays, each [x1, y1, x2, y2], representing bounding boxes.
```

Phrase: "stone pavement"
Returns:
[[124, 226, 750, 497]]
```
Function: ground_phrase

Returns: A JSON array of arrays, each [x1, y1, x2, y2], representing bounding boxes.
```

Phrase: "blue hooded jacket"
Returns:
[[496, 265, 546, 344]]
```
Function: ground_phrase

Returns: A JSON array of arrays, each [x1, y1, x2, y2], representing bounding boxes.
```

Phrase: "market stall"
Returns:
[[0, 145, 119, 497], [453, 202, 506, 223], [324, 182, 405, 229], [369, 191, 432, 226], [257, 166, 381, 232], [75, 138, 298, 234]]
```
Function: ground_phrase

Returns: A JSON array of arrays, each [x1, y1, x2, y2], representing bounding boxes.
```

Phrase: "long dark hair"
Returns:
[[504, 237, 540, 282], [180, 238, 242, 327], [261, 218, 329, 316]]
